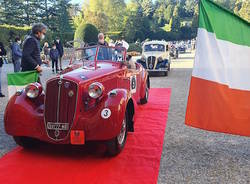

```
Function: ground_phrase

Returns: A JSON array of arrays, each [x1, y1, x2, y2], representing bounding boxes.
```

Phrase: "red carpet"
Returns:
[[0, 88, 171, 184]]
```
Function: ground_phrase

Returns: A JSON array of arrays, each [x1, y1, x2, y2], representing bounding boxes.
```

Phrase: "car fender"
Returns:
[[4, 92, 45, 138], [104, 88, 134, 135], [105, 88, 136, 135], [77, 88, 136, 141], [139, 69, 150, 99]]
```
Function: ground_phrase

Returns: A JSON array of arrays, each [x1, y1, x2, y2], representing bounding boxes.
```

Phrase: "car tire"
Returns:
[[168, 63, 171, 71], [164, 71, 168, 76], [106, 110, 128, 156], [140, 85, 149, 104], [13, 136, 40, 149]]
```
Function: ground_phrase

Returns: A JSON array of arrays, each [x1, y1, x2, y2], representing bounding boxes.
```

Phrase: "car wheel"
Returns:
[[164, 71, 168, 76], [13, 136, 40, 149], [168, 63, 171, 71], [140, 85, 149, 104], [106, 111, 128, 156]]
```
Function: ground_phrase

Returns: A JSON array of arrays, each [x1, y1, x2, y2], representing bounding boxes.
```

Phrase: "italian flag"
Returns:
[[7, 71, 39, 99], [185, 0, 250, 136]]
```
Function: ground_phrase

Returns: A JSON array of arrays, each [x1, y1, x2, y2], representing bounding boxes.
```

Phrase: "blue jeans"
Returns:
[[13, 59, 21, 72], [0, 67, 2, 93]]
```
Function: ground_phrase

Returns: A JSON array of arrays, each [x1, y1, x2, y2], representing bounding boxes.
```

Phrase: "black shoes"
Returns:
[[0, 93, 5, 97]]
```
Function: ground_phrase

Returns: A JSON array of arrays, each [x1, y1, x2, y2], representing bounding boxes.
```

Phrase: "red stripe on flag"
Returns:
[[186, 77, 250, 136]]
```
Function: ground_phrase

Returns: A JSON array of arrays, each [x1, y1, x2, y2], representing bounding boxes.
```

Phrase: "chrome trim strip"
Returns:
[[56, 77, 62, 124]]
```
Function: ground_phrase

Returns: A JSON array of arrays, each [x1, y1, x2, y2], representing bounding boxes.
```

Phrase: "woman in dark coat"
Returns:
[[0, 42, 7, 97]]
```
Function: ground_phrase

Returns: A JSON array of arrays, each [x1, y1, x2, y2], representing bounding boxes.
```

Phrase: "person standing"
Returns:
[[97, 33, 108, 46], [49, 43, 59, 73], [0, 42, 7, 97], [43, 42, 50, 66], [11, 37, 22, 72], [55, 38, 64, 71], [21, 23, 47, 73]]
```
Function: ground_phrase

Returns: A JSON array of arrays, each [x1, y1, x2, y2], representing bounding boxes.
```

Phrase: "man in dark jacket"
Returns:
[[11, 37, 22, 72], [21, 23, 47, 73], [49, 43, 59, 73], [55, 38, 64, 71], [0, 42, 7, 97]]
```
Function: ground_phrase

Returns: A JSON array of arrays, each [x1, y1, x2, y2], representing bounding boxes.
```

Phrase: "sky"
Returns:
[[70, 0, 83, 5]]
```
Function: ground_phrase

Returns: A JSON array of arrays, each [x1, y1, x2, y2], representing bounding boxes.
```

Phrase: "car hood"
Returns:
[[60, 62, 121, 83]]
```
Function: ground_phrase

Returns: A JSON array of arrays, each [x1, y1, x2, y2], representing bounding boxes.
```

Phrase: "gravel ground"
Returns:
[[0, 52, 250, 183]]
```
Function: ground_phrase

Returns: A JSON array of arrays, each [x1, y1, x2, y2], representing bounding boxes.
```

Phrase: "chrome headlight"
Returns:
[[25, 83, 42, 99], [88, 82, 104, 99]]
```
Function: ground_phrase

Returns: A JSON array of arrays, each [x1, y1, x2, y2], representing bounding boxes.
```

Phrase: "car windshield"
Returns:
[[74, 46, 126, 63], [73, 47, 97, 62], [97, 46, 126, 62], [144, 44, 165, 52]]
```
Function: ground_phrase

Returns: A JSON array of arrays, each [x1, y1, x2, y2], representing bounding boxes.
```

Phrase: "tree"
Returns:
[[238, 1, 250, 22], [141, 0, 154, 18], [84, 11, 109, 33], [164, 4, 174, 23], [123, 1, 144, 42], [74, 23, 99, 46], [0, 0, 44, 26], [170, 4, 181, 32], [103, 0, 126, 31], [234, 0, 242, 14], [55, 0, 74, 41]]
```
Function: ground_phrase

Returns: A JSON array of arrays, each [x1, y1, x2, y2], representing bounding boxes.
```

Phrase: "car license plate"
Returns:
[[47, 122, 69, 130]]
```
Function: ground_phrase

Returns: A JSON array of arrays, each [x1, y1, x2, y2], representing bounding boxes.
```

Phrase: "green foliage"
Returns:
[[0, 25, 30, 47], [141, 0, 154, 18], [1, 0, 249, 47], [127, 43, 142, 53], [238, 1, 250, 22], [0, 0, 75, 44], [83, 11, 109, 33], [74, 23, 99, 47]]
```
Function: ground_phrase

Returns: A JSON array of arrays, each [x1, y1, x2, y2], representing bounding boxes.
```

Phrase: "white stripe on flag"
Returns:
[[192, 28, 250, 91], [8, 85, 26, 99]]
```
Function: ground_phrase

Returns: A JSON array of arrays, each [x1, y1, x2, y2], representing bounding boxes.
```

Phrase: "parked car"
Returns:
[[137, 40, 171, 76], [4, 45, 150, 156], [178, 45, 186, 53]]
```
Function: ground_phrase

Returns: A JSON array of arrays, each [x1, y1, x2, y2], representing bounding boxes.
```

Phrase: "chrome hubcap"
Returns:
[[117, 119, 126, 145]]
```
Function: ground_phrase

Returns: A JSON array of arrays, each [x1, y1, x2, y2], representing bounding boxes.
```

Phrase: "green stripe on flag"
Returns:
[[7, 71, 39, 86], [199, 0, 250, 47]]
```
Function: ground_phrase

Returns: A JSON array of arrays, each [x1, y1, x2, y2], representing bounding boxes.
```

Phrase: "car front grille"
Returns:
[[44, 78, 78, 141], [147, 56, 156, 69]]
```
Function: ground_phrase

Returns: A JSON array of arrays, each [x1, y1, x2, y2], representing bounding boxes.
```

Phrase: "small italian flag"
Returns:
[[7, 71, 39, 99], [185, 0, 250, 136]]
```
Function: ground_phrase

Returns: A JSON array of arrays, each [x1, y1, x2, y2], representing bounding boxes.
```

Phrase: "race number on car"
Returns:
[[130, 75, 137, 94]]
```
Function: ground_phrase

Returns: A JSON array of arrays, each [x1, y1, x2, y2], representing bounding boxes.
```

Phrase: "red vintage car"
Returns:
[[4, 45, 150, 156]]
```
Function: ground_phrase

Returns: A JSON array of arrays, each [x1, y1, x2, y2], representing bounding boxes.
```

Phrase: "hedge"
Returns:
[[0, 25, 31, 48], [74, 23, 99, 47], [127, 43, 142, 53], [0, 25, 74, 50]]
